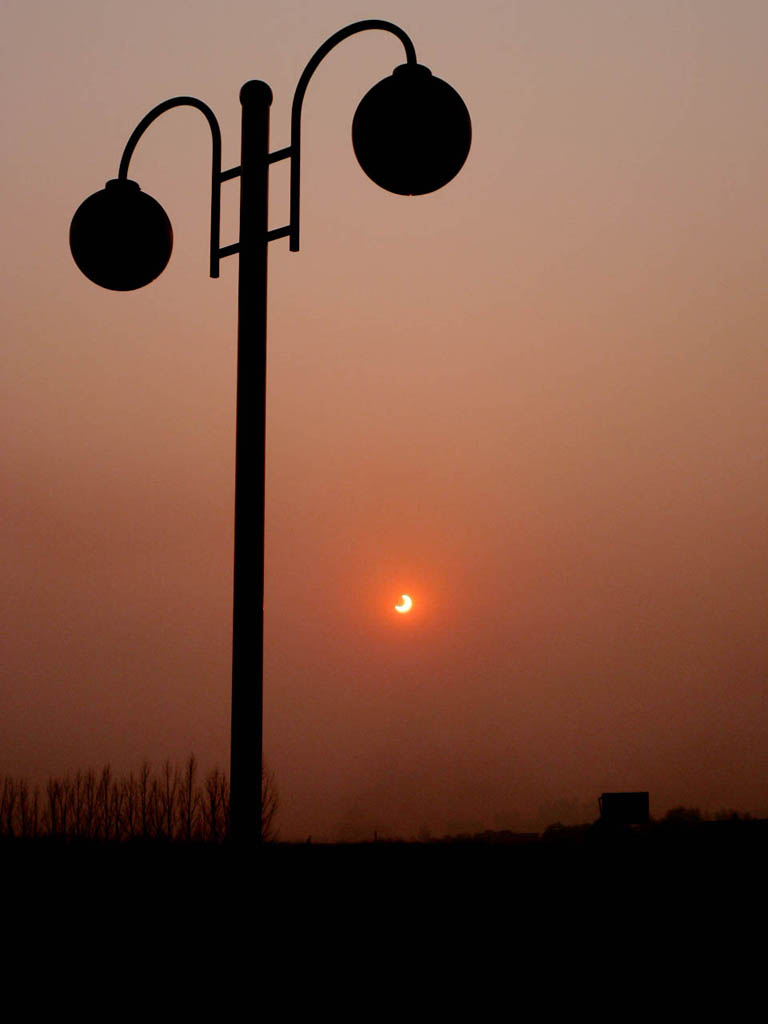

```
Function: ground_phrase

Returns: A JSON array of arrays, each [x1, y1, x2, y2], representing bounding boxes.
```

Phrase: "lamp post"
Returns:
[[69, 20, 471, 845]]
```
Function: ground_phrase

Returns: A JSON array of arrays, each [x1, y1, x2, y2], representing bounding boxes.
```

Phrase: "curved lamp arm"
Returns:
[[289, 20, 417, 252], [118, 97, 223, 277]]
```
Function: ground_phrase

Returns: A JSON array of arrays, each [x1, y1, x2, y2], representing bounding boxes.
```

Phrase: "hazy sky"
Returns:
[[2, 0, 768, 839]]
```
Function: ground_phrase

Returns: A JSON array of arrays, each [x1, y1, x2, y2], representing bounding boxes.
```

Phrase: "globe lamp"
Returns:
[[352, 63, 471, 196], [70, 178, 173, 291]]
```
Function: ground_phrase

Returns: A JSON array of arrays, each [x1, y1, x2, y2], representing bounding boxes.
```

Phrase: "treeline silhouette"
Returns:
[[0, 756, 278, 842]]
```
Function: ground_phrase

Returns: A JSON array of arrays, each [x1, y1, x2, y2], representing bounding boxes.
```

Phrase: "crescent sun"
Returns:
[[395, 594, 413, 614]]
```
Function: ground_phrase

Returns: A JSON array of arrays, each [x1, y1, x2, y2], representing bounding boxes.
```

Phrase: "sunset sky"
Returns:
[[3, 0, 768, 839]]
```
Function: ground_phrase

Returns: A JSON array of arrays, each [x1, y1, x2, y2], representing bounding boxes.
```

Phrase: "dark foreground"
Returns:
[[5, 818, 768, 901], [5, 825, 765, 997]]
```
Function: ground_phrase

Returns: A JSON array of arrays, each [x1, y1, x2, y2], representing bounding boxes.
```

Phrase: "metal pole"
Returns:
[[230, 80, 272, 845]]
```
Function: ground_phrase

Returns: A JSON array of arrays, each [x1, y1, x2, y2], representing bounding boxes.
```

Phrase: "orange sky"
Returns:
[[2, 1, 768, 839]]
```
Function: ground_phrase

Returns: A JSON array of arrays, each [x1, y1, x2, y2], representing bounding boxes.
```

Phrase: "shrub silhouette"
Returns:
[[661, 806, 702, 827], [0, 756, 278, 842]]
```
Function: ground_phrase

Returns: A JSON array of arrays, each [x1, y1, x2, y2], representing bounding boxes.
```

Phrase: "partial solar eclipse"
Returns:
[[395, 594, 413, 614]]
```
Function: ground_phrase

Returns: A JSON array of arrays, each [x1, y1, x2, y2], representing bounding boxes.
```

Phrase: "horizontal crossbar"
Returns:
[[267, 225, 291, 242]]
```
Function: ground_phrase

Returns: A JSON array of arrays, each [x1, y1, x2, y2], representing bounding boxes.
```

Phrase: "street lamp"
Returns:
[[70, 20, 471, 844]]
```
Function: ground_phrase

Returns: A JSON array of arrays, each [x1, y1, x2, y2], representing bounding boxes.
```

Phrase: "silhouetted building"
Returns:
[[598, 792, 649, 825]]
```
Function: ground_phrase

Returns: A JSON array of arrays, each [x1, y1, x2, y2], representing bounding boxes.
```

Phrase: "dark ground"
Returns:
[[5, 826, 763, 1006], [5, 818, 768, 904]]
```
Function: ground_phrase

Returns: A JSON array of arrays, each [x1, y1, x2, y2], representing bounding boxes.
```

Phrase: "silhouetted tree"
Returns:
[[179, 755, 201, 841], [203, 766, 229, 841], [123, 770, 137, 838], [714, 809, 753, 823], [662, 806, 702, 827], [138, 761, 151, 838], [0, 758, 279, 842], [262, 766, 279, 842], [17, 779, 37, 838]]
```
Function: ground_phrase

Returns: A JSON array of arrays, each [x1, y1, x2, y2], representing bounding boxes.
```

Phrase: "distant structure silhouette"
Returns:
[[598, 792, 650, 825]]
